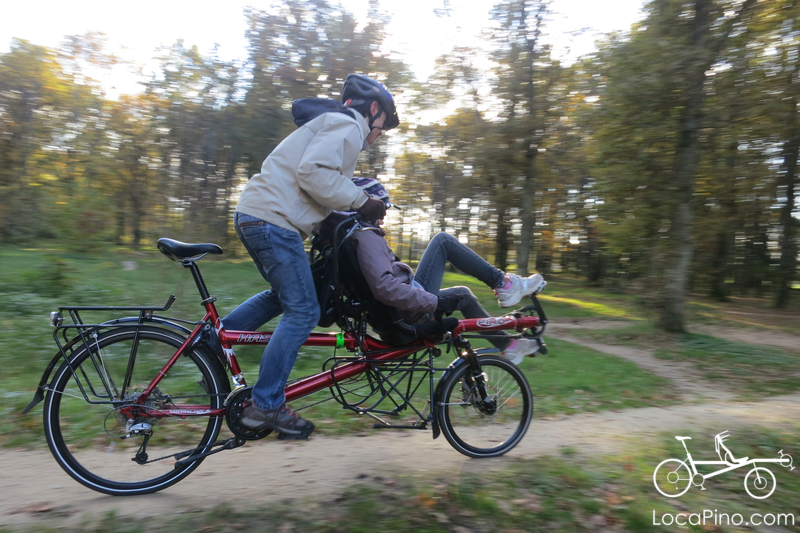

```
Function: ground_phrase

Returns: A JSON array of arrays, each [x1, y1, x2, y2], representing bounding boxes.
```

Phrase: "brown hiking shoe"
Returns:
[[241, 400, 315, 440]]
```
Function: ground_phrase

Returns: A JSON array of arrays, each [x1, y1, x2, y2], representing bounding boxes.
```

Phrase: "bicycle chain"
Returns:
[[126, 372, 396, 462]]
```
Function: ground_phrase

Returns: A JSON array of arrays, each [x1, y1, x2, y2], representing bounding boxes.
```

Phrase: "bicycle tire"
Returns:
[[437, 355, 533, 458], [744, 467, 776, 499], [43, 327, 227, 496], [653, 459, 692, 498]]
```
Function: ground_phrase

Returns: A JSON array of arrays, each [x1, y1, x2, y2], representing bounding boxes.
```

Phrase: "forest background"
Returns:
[[0, 0, 798, 333]]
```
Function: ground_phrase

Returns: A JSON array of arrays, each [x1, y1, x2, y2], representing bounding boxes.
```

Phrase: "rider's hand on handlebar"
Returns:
[[357, 198, 386, 222], [436, 294, 460, 317]]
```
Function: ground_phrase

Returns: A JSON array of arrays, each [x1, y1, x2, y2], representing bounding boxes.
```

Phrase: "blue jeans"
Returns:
[[222, 213, 320, 410], [414, 233, 505, 294], [414, 233, 509, 350]]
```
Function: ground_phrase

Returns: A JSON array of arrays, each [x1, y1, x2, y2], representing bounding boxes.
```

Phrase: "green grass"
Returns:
[[521, 338, 677, 415], [655, 334, 800, 399], [1, 247, 789, 445]]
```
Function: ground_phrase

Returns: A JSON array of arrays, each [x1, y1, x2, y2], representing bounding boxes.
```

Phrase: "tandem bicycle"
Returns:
[[653, 431, 794, 500], [23, 214, 548, 496]]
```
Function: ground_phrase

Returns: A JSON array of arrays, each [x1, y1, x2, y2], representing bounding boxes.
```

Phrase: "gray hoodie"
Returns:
[[350, 225, 439, 318]]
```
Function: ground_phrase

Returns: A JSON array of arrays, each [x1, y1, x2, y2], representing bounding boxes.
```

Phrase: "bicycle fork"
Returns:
[[453, 336, 496, 415]]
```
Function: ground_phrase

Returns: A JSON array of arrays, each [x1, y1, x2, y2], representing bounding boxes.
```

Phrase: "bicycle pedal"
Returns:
[[276, 425, 315, 441]]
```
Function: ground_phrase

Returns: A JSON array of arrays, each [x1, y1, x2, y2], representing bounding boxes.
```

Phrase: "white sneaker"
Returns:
[[502, 338, 540, 365], [495, 273, 546, 308]]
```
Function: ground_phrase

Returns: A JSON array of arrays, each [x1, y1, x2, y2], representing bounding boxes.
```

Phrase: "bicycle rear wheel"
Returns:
[[437, 355, 533, 458], [43, 327, 226, 496], [652, 459, 692, 498]]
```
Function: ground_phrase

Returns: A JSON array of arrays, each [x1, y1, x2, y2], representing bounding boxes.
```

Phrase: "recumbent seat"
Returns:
[[311, 217, 440, 345]]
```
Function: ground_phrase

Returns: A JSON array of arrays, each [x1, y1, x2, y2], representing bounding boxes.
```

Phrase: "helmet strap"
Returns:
[[368, 104, 384, 130], [343, 99, 382, 130]]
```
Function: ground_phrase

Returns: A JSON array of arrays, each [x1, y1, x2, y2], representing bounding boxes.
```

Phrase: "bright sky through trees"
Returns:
[[1, 0, 645, 98]]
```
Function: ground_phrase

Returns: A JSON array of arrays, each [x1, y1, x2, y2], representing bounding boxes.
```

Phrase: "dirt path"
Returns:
[[3, 321, 799, 531], [546, 328, 735, 402], [688, 324, 800, 353]]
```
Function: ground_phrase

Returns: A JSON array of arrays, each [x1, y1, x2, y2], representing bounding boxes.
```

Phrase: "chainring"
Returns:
[[225, 386, 273, 440]]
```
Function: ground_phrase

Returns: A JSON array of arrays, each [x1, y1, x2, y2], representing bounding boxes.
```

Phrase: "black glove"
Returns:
[[436, 293, 460, 316], [357, 198, 386, 221]]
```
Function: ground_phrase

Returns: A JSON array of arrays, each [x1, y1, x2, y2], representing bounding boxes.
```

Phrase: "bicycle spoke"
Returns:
[[438, 356, 532, 458], [44, 327, 225, 496]]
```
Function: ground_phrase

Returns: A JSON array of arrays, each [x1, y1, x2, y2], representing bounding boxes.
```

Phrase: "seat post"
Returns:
[[681, 440, 691, 456], [182, 260, 211, 301]]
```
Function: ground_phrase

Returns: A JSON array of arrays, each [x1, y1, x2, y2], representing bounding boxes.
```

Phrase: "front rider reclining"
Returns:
[[317, 178, 547, 365], [221, 75, 397, 440], [715, 431, 748, 464]]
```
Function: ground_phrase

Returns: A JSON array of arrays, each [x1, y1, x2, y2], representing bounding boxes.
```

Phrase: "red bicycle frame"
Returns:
[[130, 295, 542, 420]]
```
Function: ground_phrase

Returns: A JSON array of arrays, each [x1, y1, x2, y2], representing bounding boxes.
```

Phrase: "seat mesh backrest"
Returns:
[[336, 237, 405, 332], [314, 217, 416, 344]]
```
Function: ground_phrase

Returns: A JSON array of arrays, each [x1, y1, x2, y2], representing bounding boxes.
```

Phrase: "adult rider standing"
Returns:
[[222, 74, 398, 439]]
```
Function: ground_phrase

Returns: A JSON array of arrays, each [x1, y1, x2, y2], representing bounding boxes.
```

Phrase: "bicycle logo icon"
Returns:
[[653, 431, 795, 500]]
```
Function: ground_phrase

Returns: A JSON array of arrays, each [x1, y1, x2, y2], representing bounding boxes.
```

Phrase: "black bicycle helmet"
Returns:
[[341, 74, 399, 130]]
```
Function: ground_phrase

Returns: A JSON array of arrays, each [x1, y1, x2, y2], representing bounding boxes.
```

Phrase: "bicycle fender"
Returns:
[[22, 350, 72, 414], [193, 341, 231, 395], [431, 357, 467, 440], [101, 316, 193, 336], [21, 327, 101, 414]]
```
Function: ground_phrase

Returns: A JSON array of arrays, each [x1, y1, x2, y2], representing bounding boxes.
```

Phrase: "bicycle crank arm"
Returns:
[[173, 436, 246, 469]]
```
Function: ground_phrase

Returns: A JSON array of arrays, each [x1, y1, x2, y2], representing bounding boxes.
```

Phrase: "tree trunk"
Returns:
[[709, 228, 731, 301], [496, 208, 510, 272], [114, 192, 126, 245], [130, 168, 144, 249], [585, 222, 604, 285], [515, 1, 544, 276], [658, 0, 755, 332], [708, 141, 739, 301], [517, 163, 536, 276], [775, 115, 799, 308]]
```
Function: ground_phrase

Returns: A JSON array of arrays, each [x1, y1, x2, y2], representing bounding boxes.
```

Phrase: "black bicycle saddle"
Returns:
[[157, 238, 223, 261]]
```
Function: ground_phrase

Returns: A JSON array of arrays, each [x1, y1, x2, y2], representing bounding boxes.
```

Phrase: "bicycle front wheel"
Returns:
[[744, 467, 776, 499], [653, 459, 692, 498], [43, 327, 227, 496], [437, 355, 533, 458]]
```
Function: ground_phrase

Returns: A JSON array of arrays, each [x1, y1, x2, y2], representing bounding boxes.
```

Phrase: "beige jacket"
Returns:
[[236, 110, 370, 239]]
